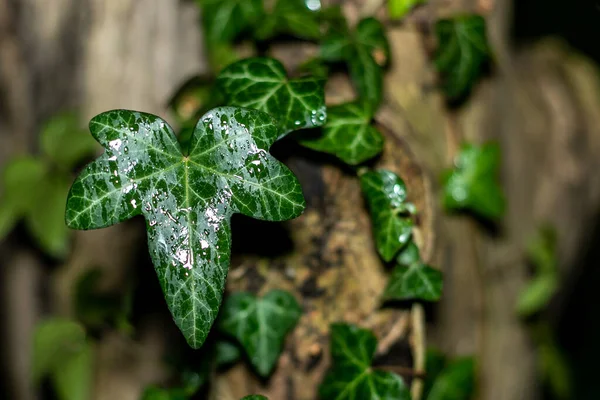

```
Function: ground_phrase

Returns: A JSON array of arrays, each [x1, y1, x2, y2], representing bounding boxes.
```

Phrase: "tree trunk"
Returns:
[[2, 0, 600, 400]]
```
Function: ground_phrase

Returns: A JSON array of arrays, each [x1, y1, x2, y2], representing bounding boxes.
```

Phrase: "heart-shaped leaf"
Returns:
[[360, 170, 414, 261], [319, 323, 410, 400], [66, 108, 306, 349], [219, 290, 301, 376], [216, 57, 327, 137], [299, 102, 384, 165], [434, 14, 491, 101], [442, 142, 505, 220], [255, 0, 322, 40], [198, 0, 264, 44], [383, 263, 443, 302], [388, 0, 426, 20]]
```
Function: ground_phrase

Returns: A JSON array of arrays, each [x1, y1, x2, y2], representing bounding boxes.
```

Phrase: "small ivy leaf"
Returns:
[[396, 240, 421, 267], [198, 0, 264, 44], [0, 156, 47, 239], [516, 275, 558, 317], [40, 111, 98, 170], [360, 170, 413, 261], [434, 14, 491, 101], [442, 142, 505, 221], [383, 263, 443, 302], [66, 108, 306, 349], [216, 57, 327, 137], [389, 0, 426, 20], [215, 339, 242, 366], [299, 102, 384, 165], [354, 18, 391, 67], [427, 357, 476, 400], [219, 290, 301, 376], [240, 396, 268, 400], [255, 0, 322, 40], [320, 31, 351, 62], [319, 323, 410, 400]]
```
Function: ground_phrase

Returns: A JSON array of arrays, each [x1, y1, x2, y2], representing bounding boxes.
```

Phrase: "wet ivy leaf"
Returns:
[[319, 323, 410, 400], [434, 14, 491, 101], [299, 102, 384, 165], [219, 290, 301, 376], [320, 18, 389, 110], [427, 357, 475, 400], [360, 170, 413, 261], [442, 142, 505, 221], [198, 0, 264, 44], [389, 0, 426, 19], [40, 111, 98, 170], [32, 318, 93, 400], [383, 263, 443, 302], [216, 57, 327, 137], [255, 0, 321, 40], [66, 108, 305, 349]]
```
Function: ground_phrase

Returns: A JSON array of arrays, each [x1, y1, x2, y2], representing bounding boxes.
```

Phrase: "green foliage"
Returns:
[[215, 339, 242, 366], [32, 318, 93, 400], [240, 396, 268, 400], [434, 14, 491, 101], [255, 0, 321, 40], [299, 102, 384, 165], [321, 18, 390, 111], [65, 108, 305, 349], [427, 357, 476, 400], [198, 0, 264, 44], [216, 57, 327, 137], [359, 169, 414, 261], [319, 323, 410, 400], [534, 325, 572, 400], [383, 241, 443, 301], [388, 0, 426, 20], [140, 387, 187, 400], [423, 349, 448, 400], [219, 290, 302, 376], [442, 142, 505, 221]]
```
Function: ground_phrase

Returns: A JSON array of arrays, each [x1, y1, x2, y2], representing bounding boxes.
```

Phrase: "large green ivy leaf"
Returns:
[[383, 241, 443, 302], [359, 170, 414, 261], [427, 357, 475, 400], [255, 0, 322, 40], [389, 0, 426, 20], [320, 18, 390, 110], [319, 323, 410, 400], [442, 142, 505, 220], [299, 102, 384, 165], [66, 108, 305, 349], [198, 0, 264, 44], [216, 57, 327, 137], [219, 290, 301, 376], [434, 14, 491, 101]]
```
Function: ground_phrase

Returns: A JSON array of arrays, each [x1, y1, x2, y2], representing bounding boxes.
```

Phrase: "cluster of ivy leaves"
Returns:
[[17, 1, 502, 400]]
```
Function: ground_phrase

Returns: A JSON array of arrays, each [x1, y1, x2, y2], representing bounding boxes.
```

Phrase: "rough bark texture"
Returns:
[[2, 0, 600, 400]]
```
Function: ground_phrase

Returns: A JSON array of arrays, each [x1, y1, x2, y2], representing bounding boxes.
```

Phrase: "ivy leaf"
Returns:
[[255, 0, 322, 40], [427, 357, 475, 400], [40, 111, 98, 170], [359, 170, 414, 261], [320, 18, 390, 110], [53, 342, 93, 400], [319, 323, 410, 400], [423, 349, 448, 400], [383, 263, 443, 302], [442, 142, 505, 220], [198, 0, 264, 44], [216, 57, 327, 137], [219, 290, 301, 376], [66, 107, 306, 349], [395, 240, 421, 267], [389, 0, 426, 19], [434, 14, 491, 101], [299, 102, 384, 165]]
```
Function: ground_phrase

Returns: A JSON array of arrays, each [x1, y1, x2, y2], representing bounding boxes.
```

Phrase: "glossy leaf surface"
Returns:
[[383, 263, 443, 301], [217, 58, 327, 136], [427, 357, 475, 400], [360, 170, 413, 261], [389, 0, 426, 19], [442, 142, 505, 220], [219, 290, 301, 376], [319, 323, 410, 400], [300, 102, 384, 165], [434, 14, 491, 100], [198, 0, 264, 44], [66, 108, 305, 349]]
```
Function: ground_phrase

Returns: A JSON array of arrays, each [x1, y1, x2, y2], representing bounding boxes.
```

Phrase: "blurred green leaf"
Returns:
[[140, 387, 187, 400], [198, 0, 264, 44], [383, 263, 443, 302], [516, 274, 558, 317], [535, 325, 572, 400], [319, 323, 410, 400], [297, 57, 330, 80], [396, 241, 421, 267], [53, 342, 93, 400], [219, 290, 301, 376], [40, 111, 97, 169], [434, 14, 491, 101], [217, 57, 327, 137], [427, 357, 475, 400], [299, 102, 384, 165], [215, 339, 242, 367], [389, 0, 426, 20], [255, 0, 322, 40], [442, 142, 505, 221], [423, 349, 448, 400], [526, 225, 557, 276], [360, 170, 413, 261]]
